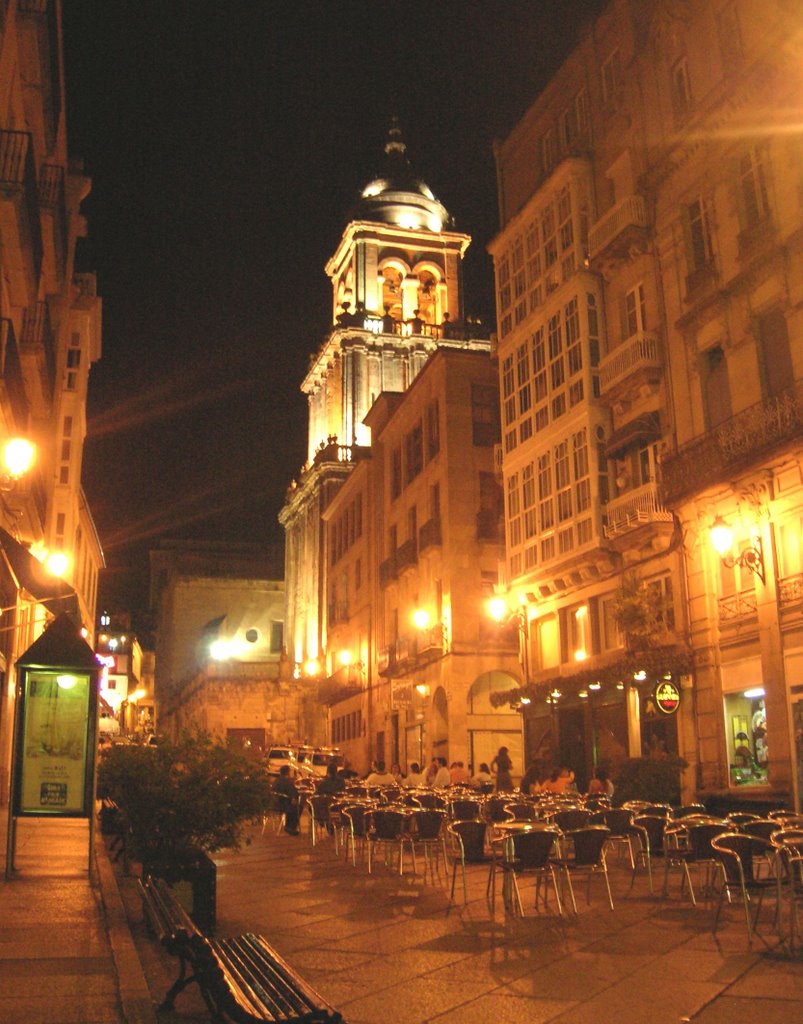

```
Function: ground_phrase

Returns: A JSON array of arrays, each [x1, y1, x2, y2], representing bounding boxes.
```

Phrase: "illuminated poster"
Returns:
[[18, 671, 91, 814]]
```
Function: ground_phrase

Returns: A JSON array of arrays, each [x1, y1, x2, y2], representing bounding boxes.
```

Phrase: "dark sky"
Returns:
[[61, 0, 604, 622]]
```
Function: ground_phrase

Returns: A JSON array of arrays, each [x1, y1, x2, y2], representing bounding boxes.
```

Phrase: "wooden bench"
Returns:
[[99, 799, 130, 868], [138, 875, 343, 1023]]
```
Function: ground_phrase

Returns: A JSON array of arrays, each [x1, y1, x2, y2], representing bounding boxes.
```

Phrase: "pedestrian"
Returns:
[[491, 746, 514, 792], [271, 765, 301, 835]]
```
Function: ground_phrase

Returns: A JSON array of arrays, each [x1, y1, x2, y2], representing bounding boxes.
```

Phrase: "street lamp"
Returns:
[[1, 438, 35, 489], [486, 592, 532, 687], [709, 515, 765, 583]]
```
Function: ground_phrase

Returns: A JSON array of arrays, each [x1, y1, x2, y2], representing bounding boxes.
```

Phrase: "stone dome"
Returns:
[[352, 120, 450, 233]]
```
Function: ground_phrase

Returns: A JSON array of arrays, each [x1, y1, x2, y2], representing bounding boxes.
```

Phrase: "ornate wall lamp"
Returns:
[[709, 515, 765, 584]]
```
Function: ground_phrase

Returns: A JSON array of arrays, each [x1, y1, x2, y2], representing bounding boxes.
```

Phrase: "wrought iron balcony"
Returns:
[[588, 194, 649, 265], [598, 332, 662, 400], [418, 517, 441, 552], [38, 164, 67, 287], [0, 318, 30, 432], [718, 589, 757, 623], [0, 129, 43, 305], [396, 538, 417, 573], [379, 555, 398, 588], [603, 482, 673, 540], [661, 381, 803, 506]]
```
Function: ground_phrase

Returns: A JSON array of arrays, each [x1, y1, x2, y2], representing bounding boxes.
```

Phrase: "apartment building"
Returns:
[[0, 1, 103, 802], [491, 0, 802, 806]]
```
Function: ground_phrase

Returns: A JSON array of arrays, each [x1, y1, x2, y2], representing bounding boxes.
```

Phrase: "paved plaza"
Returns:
[[119, 815, 803, 1024]]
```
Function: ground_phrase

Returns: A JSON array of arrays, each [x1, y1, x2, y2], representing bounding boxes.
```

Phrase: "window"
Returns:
[[542, 128, 557, 175], [355, 558, 362, 591], [702, 344, 731, 430], [757, 309, 793, 400], [686, 197, 714, 272], [724, 689, 767, 788], [601, 50, 620, 106], [430, 482, 440, 522], [739, 147, 770, 230], [407, 504, 417, 545], [405, 422, 423, 483], [472, 384, 499, 446], [391, 447, 402, 499], [624, 283, 647, 338], [670, 57, 692, 120], [425, 400, 440, 459], [270, 622, 283, 653], [555, 441, 572, 522], [516, 342, 532, 416]]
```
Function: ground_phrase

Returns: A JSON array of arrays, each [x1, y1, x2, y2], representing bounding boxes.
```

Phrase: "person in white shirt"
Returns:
[[403, 762, 427, 787], [365, 760, 397, 786], [431, 757, 452, 788]]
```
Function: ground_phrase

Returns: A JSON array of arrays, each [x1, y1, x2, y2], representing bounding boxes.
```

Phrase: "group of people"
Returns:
[[270, 746, 616, 836]]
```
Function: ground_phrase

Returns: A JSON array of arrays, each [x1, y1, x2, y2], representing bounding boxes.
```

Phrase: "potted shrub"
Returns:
[[613, 754, 688, 806], [98, 732, 271, 929]]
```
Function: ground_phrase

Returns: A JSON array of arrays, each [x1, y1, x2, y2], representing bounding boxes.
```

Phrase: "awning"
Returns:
[[0, 527, 81, 623], [604, 411, 661, 460]]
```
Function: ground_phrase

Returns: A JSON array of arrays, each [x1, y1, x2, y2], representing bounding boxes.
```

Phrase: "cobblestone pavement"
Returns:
[[114, 814, 803, 1024]]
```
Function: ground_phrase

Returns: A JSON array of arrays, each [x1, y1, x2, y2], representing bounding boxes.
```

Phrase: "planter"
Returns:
[[155, 851, 217, 932]]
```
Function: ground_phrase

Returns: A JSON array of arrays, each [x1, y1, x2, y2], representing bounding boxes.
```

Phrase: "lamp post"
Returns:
[[709, 515, 765, 583]]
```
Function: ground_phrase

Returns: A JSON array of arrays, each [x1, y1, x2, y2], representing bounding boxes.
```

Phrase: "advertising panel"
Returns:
[[16, 670, 93, 815]]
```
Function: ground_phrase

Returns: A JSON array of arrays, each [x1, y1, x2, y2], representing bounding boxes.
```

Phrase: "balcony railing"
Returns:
[[719, 589, 757, 623], [779, 573, 803, 609], [588, 194, 649, 263], [0, 318, 30, 431], [603, 482, 673, 539], [418, 517, 441, 552], [377, 624, 447, 677], [0, 129, 43, 302], [38, 163, 67, 284], [396, 538, 417, 573], [599, 332, 662, 398], [379, 555, 398, 588], [661, 381, 803, 506], [21, 300, 56, 396], [312, 441, 368, 467]]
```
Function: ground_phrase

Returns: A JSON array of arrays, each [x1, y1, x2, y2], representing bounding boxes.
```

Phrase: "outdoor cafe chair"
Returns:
[[550, 825, 614, 912], [341, 803, 372, 866], [632, 814, 668, 893], [552, 807, 593, 833], [308, 794, 335, 849], [725, 811, 761, 827], [409, 809, 449, 882], [485, 796, 515, 825], [415, 791, 447, 810], [492, 827, 563, 917], [770, 828, 803, 952], [366, 808, 414, 876], [711, 832, 779, 948], [449, 797, 482, 822], [597, 808, 640, 871], [663, 819, 727, 904], [504, 801, 538, 822], [447, 819, 491, 904], [741, 819, 783, 877], [672, 803, 707, 819]]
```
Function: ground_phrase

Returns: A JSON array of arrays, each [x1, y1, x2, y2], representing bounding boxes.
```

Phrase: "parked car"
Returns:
[[265, 746, 298, 777], [307, 748, 345, 777]]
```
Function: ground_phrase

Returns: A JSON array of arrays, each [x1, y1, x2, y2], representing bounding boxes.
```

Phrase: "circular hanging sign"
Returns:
[[654, 680, 681, 715]]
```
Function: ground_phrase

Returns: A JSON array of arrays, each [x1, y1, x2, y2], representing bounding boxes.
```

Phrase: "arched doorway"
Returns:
[[466, 671, 523, 783]]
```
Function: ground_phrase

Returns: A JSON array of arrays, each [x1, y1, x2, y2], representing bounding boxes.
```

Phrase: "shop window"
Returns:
[[724, 688, 768, 787]]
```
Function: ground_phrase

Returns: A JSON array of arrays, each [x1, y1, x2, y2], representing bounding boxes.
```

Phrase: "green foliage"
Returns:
[[613, 755, 688, 806], [98, 733, 272, 878], [611, 574, 671, 651]]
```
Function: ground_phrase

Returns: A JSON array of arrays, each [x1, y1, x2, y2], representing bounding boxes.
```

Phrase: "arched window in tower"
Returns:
[[417, 270, 440, 324], [381, 266, 404, 321]]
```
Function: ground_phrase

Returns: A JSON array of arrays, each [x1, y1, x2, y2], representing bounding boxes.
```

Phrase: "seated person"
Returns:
[[403, 762, 427, 788], [471, 763, 493, 788], [587, 766, 614, 798], [431, 757, 452, 789], [316, 762, 346, 795], [540, 766, 575, 794], [337, 759, 360, 781], [272, 765, 301, 835], [365, 760, 397, 786], [519, 758, 544, 796], [449, 761, 471, 785]]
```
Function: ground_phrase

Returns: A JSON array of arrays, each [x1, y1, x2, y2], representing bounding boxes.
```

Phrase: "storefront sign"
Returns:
[[15, 670, 93, 815], [391, 680, 413, 709], [654, 680, 681, 715]]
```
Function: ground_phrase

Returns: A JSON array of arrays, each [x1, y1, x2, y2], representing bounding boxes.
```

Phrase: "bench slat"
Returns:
[[216, 936, 315, 1018]]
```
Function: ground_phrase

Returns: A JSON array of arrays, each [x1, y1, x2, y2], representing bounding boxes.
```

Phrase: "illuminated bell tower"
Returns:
[[281, 120, 482, 696], [304, 119, 471, 462]]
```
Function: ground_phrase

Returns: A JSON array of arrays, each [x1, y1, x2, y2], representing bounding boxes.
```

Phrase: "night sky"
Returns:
[[61, 0, 605, 623]]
